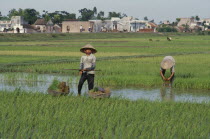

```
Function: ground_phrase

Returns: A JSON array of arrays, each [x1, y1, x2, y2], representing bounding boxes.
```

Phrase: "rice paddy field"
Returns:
[[0, 33, 210, 138]]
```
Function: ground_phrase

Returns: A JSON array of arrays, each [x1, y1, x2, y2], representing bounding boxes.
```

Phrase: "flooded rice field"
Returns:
[[0, 72, 210, 104]]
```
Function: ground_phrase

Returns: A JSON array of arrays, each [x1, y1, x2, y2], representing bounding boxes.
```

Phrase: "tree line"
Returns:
[[0, 7, 127, 24]]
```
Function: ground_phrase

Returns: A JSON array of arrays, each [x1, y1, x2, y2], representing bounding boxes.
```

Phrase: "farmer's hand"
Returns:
[[167, 77, 171, 81], [79, 69, 84, 75], [163, 77, 167, 81], [79, 71, 83, 75]]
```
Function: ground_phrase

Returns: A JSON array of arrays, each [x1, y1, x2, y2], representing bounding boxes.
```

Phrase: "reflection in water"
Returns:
[[160, 81, 174, 102]]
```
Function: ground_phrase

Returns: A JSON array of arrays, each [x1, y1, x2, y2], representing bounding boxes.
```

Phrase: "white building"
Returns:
[[0, 20, 11, 32], [177, 18, 197, 29], [130, 20, 148, 32], [11, 16, 28, 33], [90, 17, 154, 33], [89, 20, 113, 32], [0, 16, 37, 33], [115, 17, 148, 32]]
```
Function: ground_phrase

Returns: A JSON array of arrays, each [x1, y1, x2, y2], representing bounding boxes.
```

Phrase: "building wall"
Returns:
[[0, 21, 12, 32], [62, 21, 94, 33], [90, 20, 113, 32], [13, 25, 25, 33], [11, 16, 27, 27], [130, 22, 147, 32], [35, 25, 46, 33]]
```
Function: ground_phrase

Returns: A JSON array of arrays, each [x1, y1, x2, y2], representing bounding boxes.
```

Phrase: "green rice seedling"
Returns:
[[0, 91, 210, 138]]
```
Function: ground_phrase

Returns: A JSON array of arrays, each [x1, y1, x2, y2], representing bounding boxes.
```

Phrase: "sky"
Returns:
[[0, 0, 210, 23]]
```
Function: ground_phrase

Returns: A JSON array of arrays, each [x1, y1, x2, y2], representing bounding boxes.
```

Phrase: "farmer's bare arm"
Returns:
[[167, 72, 175, 80], [160, 71, 166, 80]]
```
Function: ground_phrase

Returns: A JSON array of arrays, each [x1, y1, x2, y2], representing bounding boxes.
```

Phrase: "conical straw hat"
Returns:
[[161, 56, 175, 69], [80, 44, 97, 54]]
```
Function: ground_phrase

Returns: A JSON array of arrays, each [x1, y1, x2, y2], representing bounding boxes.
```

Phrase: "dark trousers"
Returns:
[[78, 73, 94, 95]]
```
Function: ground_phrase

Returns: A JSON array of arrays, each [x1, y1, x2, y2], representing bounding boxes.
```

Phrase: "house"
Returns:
[[62, 21, 94, 33], [111, 17, 121, 31], [117, 17, 133, 32], [138, 22, 158, 33], [0, 16, 36, 33], [89, 20, 113, 32], [177, 18, 196, 28], [203, 19, 210, 31], [34, 19, 54, 33], [53, 24, 62, 33], [203, 19, 210, 26], [0, 20, 11, 32], [11, 16, 29, 33], [130, 20, 148, 32], [110, 17, 148, 32]]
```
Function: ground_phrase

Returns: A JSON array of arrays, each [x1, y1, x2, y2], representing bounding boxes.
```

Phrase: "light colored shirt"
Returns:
[[80, 54, 96, 74]]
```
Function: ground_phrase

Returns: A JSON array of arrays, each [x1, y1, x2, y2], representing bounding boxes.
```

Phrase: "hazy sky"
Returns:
[[1, 0, 210, 23]]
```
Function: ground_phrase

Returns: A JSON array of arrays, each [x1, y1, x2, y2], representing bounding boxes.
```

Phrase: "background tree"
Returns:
[[46, 11, 76, 24], [176, 18, 181, 22], [144, 16, 148, 21], [8, 8, 40, 24], [53, 14, 61, 24], [150, 19, 155, 23], [195, 15, 200, 21], [96, 11, 105, 20], [23, 8, 40, 24], [108, 12, 121, 19], [93, 7, 97, 15], [0, 11, 9, 20], [8, 8, 21, 18], [42, 10, 51, 21], [78, 8, 94, 21], [121, 13, 127, 18]]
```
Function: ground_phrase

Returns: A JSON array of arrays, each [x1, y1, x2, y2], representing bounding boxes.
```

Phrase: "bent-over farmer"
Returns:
[[78, 44, 97, 96], [160, 56, 175, 82]]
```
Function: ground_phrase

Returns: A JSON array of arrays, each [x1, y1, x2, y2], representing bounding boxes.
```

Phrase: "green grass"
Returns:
[[2, 53, 210, 89], [1, 33, 210, 138], [0, 33, 210, 89], [0, 91, 210, 138]]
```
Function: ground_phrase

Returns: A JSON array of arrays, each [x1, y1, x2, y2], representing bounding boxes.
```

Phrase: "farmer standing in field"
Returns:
[[78, 44, 97, 96], [160, 56, 175, 83]]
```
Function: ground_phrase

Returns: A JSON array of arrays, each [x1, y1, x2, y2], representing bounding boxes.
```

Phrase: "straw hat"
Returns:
[[80, 44, 97, 54], [161, 56, 175, 69]]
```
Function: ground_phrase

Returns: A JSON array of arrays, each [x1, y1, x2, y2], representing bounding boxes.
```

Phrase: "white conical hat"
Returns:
[[80, 44, 97, 54], [161, 56, 175, 69]]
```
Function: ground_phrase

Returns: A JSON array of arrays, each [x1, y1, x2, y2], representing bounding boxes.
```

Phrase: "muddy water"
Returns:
[[0, 73, 210, 104]]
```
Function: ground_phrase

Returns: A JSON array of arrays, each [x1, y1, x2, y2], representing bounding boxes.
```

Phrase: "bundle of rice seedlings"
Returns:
[[48, 79, 70, 96], [88, 87, 111, 98]]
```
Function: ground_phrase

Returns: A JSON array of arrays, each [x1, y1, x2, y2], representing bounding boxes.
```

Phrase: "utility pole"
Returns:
[[135, 21, 137, 32]]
